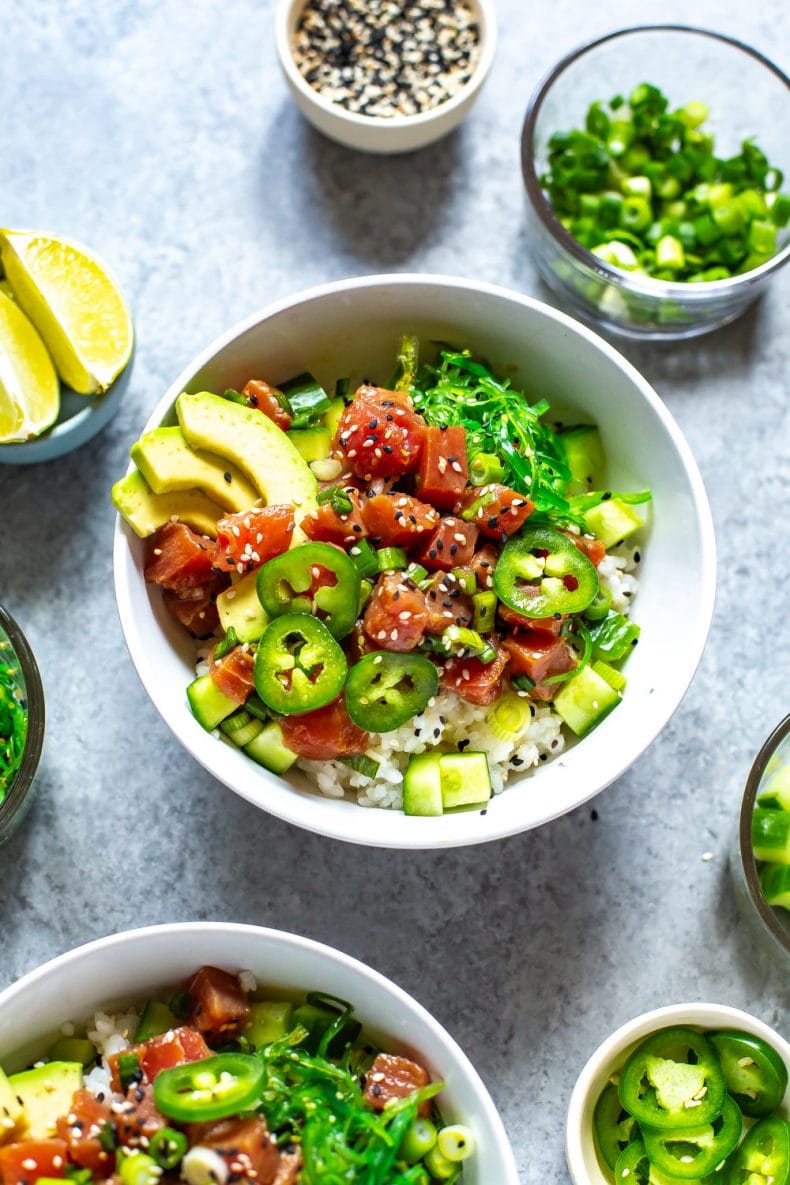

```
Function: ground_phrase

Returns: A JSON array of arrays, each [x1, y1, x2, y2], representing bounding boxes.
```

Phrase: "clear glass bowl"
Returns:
[[0, 605, 45, 846], [520, 26, 790, 340], [731, 715, 790, 965]]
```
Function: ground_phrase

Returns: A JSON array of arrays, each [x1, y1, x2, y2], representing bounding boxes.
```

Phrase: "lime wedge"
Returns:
[[0, 229, 133, 395], [0, 290, 60, 443]]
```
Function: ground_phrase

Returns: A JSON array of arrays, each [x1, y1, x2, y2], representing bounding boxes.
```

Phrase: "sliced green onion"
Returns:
[[243, 693, 270, 722], [487, 694, 532, 742], [213, 625, 238, 660], [357, 579, 373, 614], [377, 546, 408, 572], [451, 567, 477, 596], [436, 1124, 476, 1163], [405, 562, 429, 584], [349, 538, 378, 579], [340, 754, 380, 778], [592, 659, 627, 692], [279, 371, 331, 428], [469, 452, 505, 486], [472, 591, 497, 634], [316, 485, 354, 515], [117, 1051, 142, 1090]]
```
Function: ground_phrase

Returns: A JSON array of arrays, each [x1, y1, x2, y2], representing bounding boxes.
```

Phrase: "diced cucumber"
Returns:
[[752, 808, 790, 865], [591, 658, 627, 692], [245, 1000, 294, 1045], [217, 571, 269, 643], [403, 753, 443, 816], [440, 752, 492, 810], [583, 499, 643, 549], [187, 673, 239, 731], [553, 665, 621, 737], [134, 999, 176, 1043], [757, 764, 790, 812], [324, 397, 346, 437], [220, 711, 264, 748], [244, 721, 297, 774], [558, 425, 604, 494], [760, 863, 790, 910], [288, 426, 332, 463], [46, 1037, 97, 1067]]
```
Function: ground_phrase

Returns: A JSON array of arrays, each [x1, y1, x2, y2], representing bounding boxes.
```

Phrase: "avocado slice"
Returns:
[[177, 391, 317, 516], [217, 571, 269, 643], [0, 1066, 23, 1143], [131, 426, 259, 513], [112, 469, 225, 538], [9, 1061, 83, 1139]]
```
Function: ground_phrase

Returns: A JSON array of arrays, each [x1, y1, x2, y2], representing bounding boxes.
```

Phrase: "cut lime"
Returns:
[[0, 290, 60, 443], [0, 229, 133, 395]]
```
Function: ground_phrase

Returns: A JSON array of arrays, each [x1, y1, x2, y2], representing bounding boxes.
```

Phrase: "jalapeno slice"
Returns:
[[593, 1081, 640, 1171], [493, 525, 598, 619], [257, 542, 360, 640], [642, 1094, 742, 1180], [614, 1139, 690, 1185], [708, 1031, 789, 1119], [254, 613, 347, 715], [619, 1027, 727, 1131], [344, 652, 439, 732], [152, 1053, 264, 1122], [724, 1115, 790, 1185]]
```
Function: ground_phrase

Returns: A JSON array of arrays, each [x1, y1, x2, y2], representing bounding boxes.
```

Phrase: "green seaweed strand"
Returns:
[[0, 637, 28, 805]]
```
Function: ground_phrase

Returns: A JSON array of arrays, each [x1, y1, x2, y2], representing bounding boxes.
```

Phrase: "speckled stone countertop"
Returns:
[[1, 1, 788, 1180]]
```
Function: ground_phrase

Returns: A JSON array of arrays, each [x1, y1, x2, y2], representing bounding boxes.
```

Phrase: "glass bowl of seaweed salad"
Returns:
[[0, 604, 44, 846]]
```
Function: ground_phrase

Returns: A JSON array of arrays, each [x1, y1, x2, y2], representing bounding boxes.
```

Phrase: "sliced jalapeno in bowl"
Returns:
[[641, 1093, 742, 1180], [152, 1052, 264, 1122], [724, 1115, 790, 1185], [254, 613, 347, 715], [493, 525, 598, 619], [619, 1027, 727, 1131], [345, 651, 439, 733], [257, 541, 360, 640], [709, 1031, 789, 1119], [592, 1081, 640, 1170]]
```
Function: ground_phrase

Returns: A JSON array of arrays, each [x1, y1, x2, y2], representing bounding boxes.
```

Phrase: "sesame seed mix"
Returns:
[[293, 0, 481, 119]]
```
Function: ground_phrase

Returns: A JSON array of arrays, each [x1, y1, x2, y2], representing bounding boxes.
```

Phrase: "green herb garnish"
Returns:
[[0, 638, 28, 806]]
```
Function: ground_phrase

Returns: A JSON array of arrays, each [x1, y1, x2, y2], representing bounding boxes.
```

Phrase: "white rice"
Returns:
[[297, 543, 641, 808], [82, 1009, 140, 1099]]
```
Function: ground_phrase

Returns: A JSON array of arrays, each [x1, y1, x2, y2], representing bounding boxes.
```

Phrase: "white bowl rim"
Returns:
[[112, 271, 716, 850], [0, 921, 519, 1182], [565, 1000, 790, 1185], [274, 0, 498, 130]]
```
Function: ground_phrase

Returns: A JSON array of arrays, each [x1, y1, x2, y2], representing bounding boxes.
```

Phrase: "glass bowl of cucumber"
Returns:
[[733, 714, 790, 964], [520, 25, 790, 339]]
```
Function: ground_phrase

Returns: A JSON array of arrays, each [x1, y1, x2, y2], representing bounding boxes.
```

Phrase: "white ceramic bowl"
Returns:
[[113, 273, 716, 849], [275, 0, 496, 153], [0, 922, 518, 1185], [566, 1002, 790, 1185]]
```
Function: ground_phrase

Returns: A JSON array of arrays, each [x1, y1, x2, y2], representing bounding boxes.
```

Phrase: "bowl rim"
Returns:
[[521, 23, 790, 299], [274, 0, 498, 130], [112, 271, 716, 849], [738, 713, 790, 956], [565, 1000, 790, 1185], [0, 921, 520, 1182], [0, 603, 45, 837]]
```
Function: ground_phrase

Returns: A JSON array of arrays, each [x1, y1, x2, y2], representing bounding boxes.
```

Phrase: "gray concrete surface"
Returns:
[[0, 1, 788, 1180]]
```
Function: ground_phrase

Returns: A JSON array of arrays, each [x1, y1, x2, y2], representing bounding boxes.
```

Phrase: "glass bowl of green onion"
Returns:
[[521, 25, 790, 339], [0, 604, 45, 847], [732, 714, 790, 967]]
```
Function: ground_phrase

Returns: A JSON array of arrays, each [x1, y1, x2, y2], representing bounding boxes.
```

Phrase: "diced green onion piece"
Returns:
[[748, 219, 776, 256], [400, 1116, 438, 1164], [119, 1152, 160, 1185], [451, 567, 477, 596], [442, 625, 492, 662], [213, 625, 238, 661], [350, 538, 378, 579], [591, 240, 640, 270], [678, 100, 709, 128], [316, 485, 354, 515], [655, 234, 685, 270], [340, 754, 380, 778], [436, 1124, 476, 1163], [377, 546, 408, 572], [117, 1052, 142, 1090], [583, 585, 612, 621], [769, 192, 790, 227], [357, 579, 373, 614], [220, 712, 263, 748], [425, 1145, 456, 1180], [472, 591, 497, 633], [592, 659, 627, 692], [469, 452, 505, 486], [622, 175, 652, 201], [243, 693, 270, 722], [220, 709, 253, 733], [405, 562, 429, 584], [487, 694, 532, 742]]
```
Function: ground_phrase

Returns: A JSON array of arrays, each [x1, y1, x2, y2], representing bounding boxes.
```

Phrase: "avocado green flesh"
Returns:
[[112, 469, 224, 538], [217, 571, 269, 642], [0, 1066, 23, 1138], [131, 425, 258, 513], [177, 391, 317, 517], [9, 1061, 83, 1139]]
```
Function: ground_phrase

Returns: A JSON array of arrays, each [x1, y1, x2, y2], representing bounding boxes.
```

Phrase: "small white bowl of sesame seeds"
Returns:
[[276, 0, 497, 153], [565, 1002, 790, 1185]]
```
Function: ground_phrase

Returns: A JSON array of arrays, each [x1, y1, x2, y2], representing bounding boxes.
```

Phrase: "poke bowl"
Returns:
[[0, 921, 518, 1185], [112, 273, 715, 848]]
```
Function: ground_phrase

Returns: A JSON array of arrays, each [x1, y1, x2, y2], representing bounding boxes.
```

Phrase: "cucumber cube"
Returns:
[[553, 666, 621, 737], [752, 808, 790, 865], [583, 499, 644, 548], [187, 673, 239, 731], [245, 721, 297, 774], [760, 863, 790, 911], [403, 752, 443, 816], [439, 752, 492, 810]]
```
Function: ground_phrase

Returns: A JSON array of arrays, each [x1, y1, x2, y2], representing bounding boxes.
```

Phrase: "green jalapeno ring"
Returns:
[[593, 1081, 640, 1172], [254, 613, 348, 716], [619, 1027, 727, 1132], [641, 1093, 742, 1180], [257, 541, 360, 640], [152, 1053, 265, 1122], [723, 1115, 790, 1185], [708, 1031, 789, 1119], [345, 652, 439, 733], [493, 525, 598, 619]]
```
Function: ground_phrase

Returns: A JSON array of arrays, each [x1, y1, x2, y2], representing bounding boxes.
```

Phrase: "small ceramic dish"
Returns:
[[275, 0, 496, 153], [566, 1002, 790, 1185], [0, 603, 45, 846], [731, 713, 790, 966], [521, 25, 790, 339], [0, 358, 133, 465], [0, 922, 519, 1185]]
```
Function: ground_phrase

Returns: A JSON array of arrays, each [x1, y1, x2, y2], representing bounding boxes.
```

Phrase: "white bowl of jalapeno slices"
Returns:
[[566, 1002, 790, 1185], [112, 274, 715, 848]]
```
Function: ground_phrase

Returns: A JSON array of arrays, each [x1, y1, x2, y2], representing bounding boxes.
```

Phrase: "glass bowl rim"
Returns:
[[0, 603, 45, 828], [520, 23, 790, 300], [738, 713, 790, 957]]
